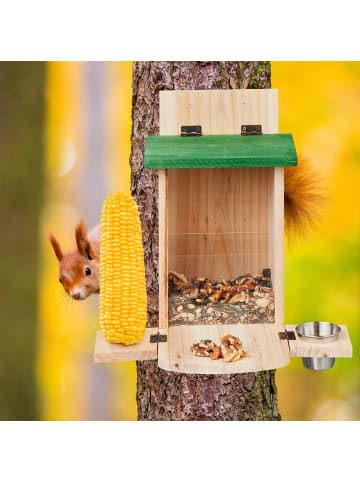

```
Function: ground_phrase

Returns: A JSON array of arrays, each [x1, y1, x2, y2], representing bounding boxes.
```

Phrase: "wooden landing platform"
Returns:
[[94, 327, 158, 363], [158, 323, 290, 374], [286, 324, 352, 358]]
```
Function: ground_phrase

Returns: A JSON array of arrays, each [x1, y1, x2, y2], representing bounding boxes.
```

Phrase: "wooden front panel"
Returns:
[[158, 324, 289, 374], [168, 167, 271, 280]]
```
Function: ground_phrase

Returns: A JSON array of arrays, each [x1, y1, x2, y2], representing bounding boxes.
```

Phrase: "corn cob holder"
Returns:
[[99, 192, 147, 345]]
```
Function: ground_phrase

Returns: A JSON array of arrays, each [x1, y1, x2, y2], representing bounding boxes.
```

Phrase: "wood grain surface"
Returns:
[[168, 167, 271, 280], [286, 324, 352, 358], [93, 327, 158, 363], [158, 324, 289, 374]]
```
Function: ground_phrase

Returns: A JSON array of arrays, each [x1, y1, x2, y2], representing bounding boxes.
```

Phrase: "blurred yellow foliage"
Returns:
[[273, 62, 360, 420], [38, 62, 137, 420], [38, 62, 360, 421]]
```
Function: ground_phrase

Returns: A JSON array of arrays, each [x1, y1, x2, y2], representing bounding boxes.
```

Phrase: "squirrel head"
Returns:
[[49, 221, 100, 300]]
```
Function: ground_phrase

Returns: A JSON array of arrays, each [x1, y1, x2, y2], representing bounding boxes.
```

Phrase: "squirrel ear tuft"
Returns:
[[75, 220, 95, 260], [49, 233, 64, 261]]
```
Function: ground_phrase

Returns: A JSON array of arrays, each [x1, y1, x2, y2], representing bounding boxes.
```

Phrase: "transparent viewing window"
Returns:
[[167, 167, 276, 327]]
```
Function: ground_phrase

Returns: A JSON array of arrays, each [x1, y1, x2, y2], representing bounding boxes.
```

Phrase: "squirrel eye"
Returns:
[[59, 278, 63, 284], [85, 267, 91, 276]]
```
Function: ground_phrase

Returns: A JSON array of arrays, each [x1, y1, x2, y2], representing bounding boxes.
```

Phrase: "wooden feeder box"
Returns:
[[94, 89, 352, 373]]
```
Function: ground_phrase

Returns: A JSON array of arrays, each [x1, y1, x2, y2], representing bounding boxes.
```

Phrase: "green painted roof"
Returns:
[[144, 133, 297, 169]]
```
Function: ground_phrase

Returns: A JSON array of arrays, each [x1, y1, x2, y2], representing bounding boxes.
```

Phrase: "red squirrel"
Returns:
[[49, 221, 100, 300], [50, 160, 324, 300]]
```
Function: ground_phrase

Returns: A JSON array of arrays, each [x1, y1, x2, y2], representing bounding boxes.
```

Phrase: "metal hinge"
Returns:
[[150, 333, 168, 343], [241, 125, 262, 136], [278, 331, 296, 341], [181, 125, 202, 137]]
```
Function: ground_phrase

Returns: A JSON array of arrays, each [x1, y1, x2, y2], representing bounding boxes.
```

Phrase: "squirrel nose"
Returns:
[[72, 293, 81, 300]]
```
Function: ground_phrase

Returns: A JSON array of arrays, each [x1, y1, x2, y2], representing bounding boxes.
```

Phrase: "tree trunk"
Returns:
[[130, 61, 280, 421]]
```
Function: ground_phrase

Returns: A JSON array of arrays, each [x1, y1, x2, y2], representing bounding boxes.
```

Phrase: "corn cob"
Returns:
[[100, 192, 147, 344]]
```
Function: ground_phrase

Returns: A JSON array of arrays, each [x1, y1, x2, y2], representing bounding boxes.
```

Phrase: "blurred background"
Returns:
[[0, 61, 359, 420]]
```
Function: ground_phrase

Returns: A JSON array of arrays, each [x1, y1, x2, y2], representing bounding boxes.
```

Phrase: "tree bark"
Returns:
[[130, 61, 280, 421]]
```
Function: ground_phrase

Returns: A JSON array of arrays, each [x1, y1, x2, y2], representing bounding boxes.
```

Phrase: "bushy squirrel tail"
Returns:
[[284, 157, 326, 240]]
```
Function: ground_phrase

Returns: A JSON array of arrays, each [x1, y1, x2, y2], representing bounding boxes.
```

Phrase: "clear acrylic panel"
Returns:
[[167, 168, 275, 327]]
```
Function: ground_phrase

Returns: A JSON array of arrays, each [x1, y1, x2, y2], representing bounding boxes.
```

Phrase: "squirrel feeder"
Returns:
[[94, 89, 352, 373]]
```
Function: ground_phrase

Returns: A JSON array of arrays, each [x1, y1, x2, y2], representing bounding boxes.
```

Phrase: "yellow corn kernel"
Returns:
[[100, 192, 147, 344]]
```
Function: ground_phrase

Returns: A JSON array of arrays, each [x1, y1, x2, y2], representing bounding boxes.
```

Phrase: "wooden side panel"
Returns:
[[158, 324, 289, 374], [286, 325, 352, 358], [269, 167, 284, 328], [158, 169, 168, 329], [94, 327, 158, 363]]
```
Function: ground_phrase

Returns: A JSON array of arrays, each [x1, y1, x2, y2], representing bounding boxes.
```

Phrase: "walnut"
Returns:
[[169, 271, 190, 292], [221, 334, 242, 348], [194, 277, 206, 285], [210, 346, 222, 360], [203, 281, 213, 295], [229, 349, 242, 362], [199, 339, 215, 350], [238, 276, 253, 286], [235, 279, 247, 287], [191, 339, 222, 359], [192, 335, 247, 363], [229, 292, 245, 304], [221, 286, 238, 302], [221, 344, 246, 363], [191, 343, 210, 357], [189, 285, 199, 298], [209, 289, 222, 302], [221, 344, 237, 363], [245, 279, 257, 291], [220, 334, 247, 362], [169, 271, 188, 284]]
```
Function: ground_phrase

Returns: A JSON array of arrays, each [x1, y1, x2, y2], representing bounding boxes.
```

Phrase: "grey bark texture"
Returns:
[[130, 61, 280, 421]]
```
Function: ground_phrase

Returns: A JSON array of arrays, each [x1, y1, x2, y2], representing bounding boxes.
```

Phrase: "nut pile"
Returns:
[[191, 335, 248, 363], [168, 269, 274, 326]]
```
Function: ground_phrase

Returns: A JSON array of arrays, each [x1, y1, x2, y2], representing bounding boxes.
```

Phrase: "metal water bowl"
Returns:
[[295, 322, 341, 371]]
